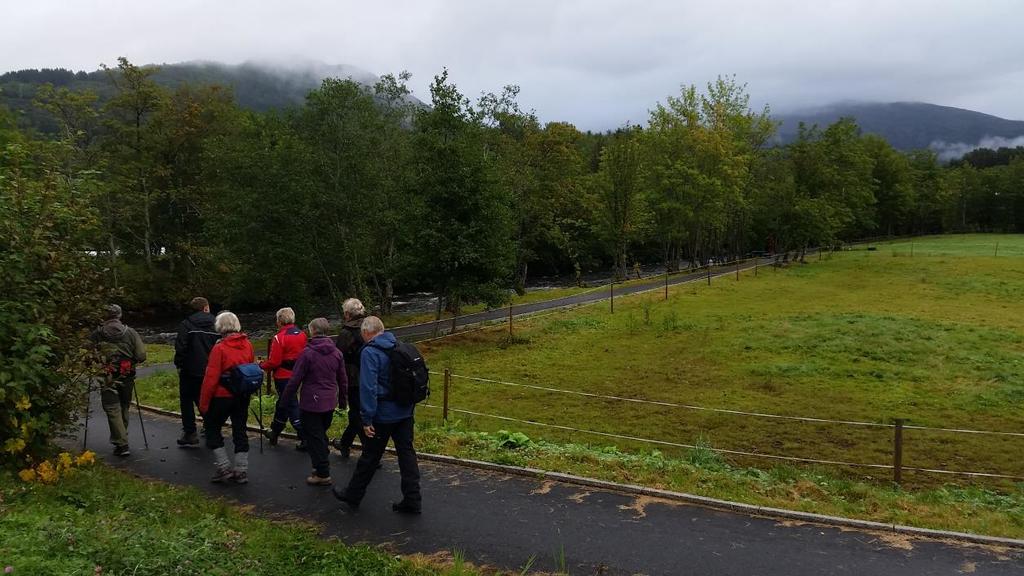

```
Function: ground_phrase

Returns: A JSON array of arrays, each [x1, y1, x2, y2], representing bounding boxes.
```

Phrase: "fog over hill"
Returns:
[[774, 102, 1024, 160], [0, 59, 407, 133], [4, 60, 1024, 160]]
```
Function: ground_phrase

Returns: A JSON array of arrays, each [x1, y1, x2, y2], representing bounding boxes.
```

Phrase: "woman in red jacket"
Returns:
[[200, 311, 255, 484]]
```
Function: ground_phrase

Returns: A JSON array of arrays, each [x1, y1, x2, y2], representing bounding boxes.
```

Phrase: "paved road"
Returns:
[[79, 392, 1022, 575], [393, 256, 781, 341]]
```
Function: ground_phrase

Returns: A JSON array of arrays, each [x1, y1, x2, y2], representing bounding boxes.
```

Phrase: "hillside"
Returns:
[[0, 60, 383, 133], [775, 101, 1024, 158]]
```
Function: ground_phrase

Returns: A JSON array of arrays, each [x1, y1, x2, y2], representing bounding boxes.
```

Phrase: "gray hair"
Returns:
[[342, 298, 366, 318], [308, 317, 331, 337], [215, 311, 241, 334], [104, 304, 122, 320], [275, 307, 296, 325], [361, 316, 385, 337]]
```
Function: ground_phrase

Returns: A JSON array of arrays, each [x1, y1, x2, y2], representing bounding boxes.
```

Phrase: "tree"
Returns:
[[412, 70, 514, 322], [864, 135, 913, 236], [100, 57, 166, 274], [594, 127, 646, 280]]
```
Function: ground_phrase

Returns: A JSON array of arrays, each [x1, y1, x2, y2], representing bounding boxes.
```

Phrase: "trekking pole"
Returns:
[[133, 384, 150, 450], [82, 379, 92, 451], [257, 388, 264, 454]]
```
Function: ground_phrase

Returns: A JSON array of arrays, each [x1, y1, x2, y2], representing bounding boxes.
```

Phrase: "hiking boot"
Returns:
[[113, 445, 130, 457], [392, 501, 422, 515], [176, 432, 200, 448], [306, 475, 332, 486], [211, 466, 233, 483], [330, 437, 349, 458], [232, 470, 249, 484], [264, 429, 280, 447], [332, 486, 359, 510]]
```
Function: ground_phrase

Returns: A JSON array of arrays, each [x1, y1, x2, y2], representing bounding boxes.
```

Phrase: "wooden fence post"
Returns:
[[893, 418, 905, 486], [609, 281, 614, 313], [664, 269, 669, 300], [443, 369, 451, 423]]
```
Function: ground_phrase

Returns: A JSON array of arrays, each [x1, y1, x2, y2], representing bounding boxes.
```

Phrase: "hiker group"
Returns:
[[90, 297, 428, 514]]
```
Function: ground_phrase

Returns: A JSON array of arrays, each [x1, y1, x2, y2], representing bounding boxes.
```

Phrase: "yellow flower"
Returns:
[[2, 438, 26, 455], [57, 452, 74, 472], [18, 468, 36, 483], [76, 451, 96, 466], [14, 396, 31, 411], [36, 461, 58, 484]]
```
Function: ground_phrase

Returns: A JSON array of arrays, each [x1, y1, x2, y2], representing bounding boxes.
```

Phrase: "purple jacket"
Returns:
[[282, 336, 348, 413]]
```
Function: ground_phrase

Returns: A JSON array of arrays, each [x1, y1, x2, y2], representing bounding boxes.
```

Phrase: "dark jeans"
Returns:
[[178, 373, 203, 434], [343, 417, 420, 508], [271, 379, 302, 435], [335, 388, 367, 451], [204, 395, 251, 452], [301, 409, 334, 478]]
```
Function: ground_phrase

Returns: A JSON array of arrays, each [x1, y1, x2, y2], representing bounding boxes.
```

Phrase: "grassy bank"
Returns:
[[0, 464, 522, 575]]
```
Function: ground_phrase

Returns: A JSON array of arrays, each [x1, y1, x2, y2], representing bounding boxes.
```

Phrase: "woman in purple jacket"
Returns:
[[281, 317, 348, 485]]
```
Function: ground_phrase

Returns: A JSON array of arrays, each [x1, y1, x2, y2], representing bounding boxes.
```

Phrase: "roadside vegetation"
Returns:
[[0, 464, 538, 575]]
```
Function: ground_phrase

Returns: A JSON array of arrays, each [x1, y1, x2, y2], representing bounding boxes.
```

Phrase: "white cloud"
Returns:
[[930, 135, 1024, 162]]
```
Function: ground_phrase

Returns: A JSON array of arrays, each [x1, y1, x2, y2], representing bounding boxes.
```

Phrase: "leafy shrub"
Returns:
[[0, 138, 109, 467]]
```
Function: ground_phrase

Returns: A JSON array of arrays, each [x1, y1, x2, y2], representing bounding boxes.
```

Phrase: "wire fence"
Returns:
[[426, 369, 1024, 483]]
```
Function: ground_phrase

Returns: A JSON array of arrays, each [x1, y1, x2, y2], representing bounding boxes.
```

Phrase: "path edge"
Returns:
[[134, 401, 1024, 550]]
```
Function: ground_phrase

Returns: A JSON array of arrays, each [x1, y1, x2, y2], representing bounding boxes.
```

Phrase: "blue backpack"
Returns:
[[222, 363, 264, 396]]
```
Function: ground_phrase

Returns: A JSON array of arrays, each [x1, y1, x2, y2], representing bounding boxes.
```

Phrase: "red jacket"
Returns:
[[260, 324, 307, 380], [200, 333, 255, 414]]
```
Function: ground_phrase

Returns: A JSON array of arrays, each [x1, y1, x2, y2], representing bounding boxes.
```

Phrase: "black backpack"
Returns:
[[372, 340, 430, 406]]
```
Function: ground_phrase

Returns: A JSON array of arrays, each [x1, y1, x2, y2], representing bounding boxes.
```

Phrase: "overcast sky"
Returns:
[[4, 0, 1023, 130]]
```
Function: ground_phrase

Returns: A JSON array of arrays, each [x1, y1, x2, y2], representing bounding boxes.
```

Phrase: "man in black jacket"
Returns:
[[173, 297, 219, 447], [330, 298, 369, 458]]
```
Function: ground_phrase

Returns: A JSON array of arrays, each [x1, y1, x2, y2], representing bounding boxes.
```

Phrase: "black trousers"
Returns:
[[178, 373, 203, 435], [343, 417, 420, 508], [204, 395, 250, 452], [336, 387, 368, 450], [271, 378, 303, 435], [300, 409, 334, 478]]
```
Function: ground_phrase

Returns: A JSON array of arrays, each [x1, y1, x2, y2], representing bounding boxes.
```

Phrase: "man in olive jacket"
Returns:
[[90, 304, 147, 457]]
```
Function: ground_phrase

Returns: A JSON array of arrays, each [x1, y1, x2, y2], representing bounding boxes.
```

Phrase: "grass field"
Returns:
[[134, 234, 1024, 537], [0, 464, 513, 575], [417, 234, 1024, 485]]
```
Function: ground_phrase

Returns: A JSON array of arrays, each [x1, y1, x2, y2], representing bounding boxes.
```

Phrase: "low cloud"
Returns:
[[930, 135, 1024, 161]]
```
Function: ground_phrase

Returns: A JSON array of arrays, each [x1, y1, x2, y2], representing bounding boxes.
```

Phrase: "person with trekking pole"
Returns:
[[260, 307, 308, 450], [89, 304, 147, 457]]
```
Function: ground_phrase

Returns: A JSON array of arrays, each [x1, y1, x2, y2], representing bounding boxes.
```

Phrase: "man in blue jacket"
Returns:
[[333, 316, 421, 514]]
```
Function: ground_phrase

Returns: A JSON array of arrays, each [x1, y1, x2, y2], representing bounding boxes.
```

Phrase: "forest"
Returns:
[[4, 57, 1024, 319]]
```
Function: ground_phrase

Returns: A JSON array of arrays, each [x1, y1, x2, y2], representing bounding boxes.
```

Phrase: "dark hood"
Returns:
[[187, 311, 216, 330], [343, 315, 365, 329], [309, 336, 338, 355], [98, 320, 128, 340]]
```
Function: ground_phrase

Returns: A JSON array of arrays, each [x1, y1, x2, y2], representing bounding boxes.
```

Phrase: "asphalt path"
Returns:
[[392, 256, 780, 341], [78, 389, 1023, 575]]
